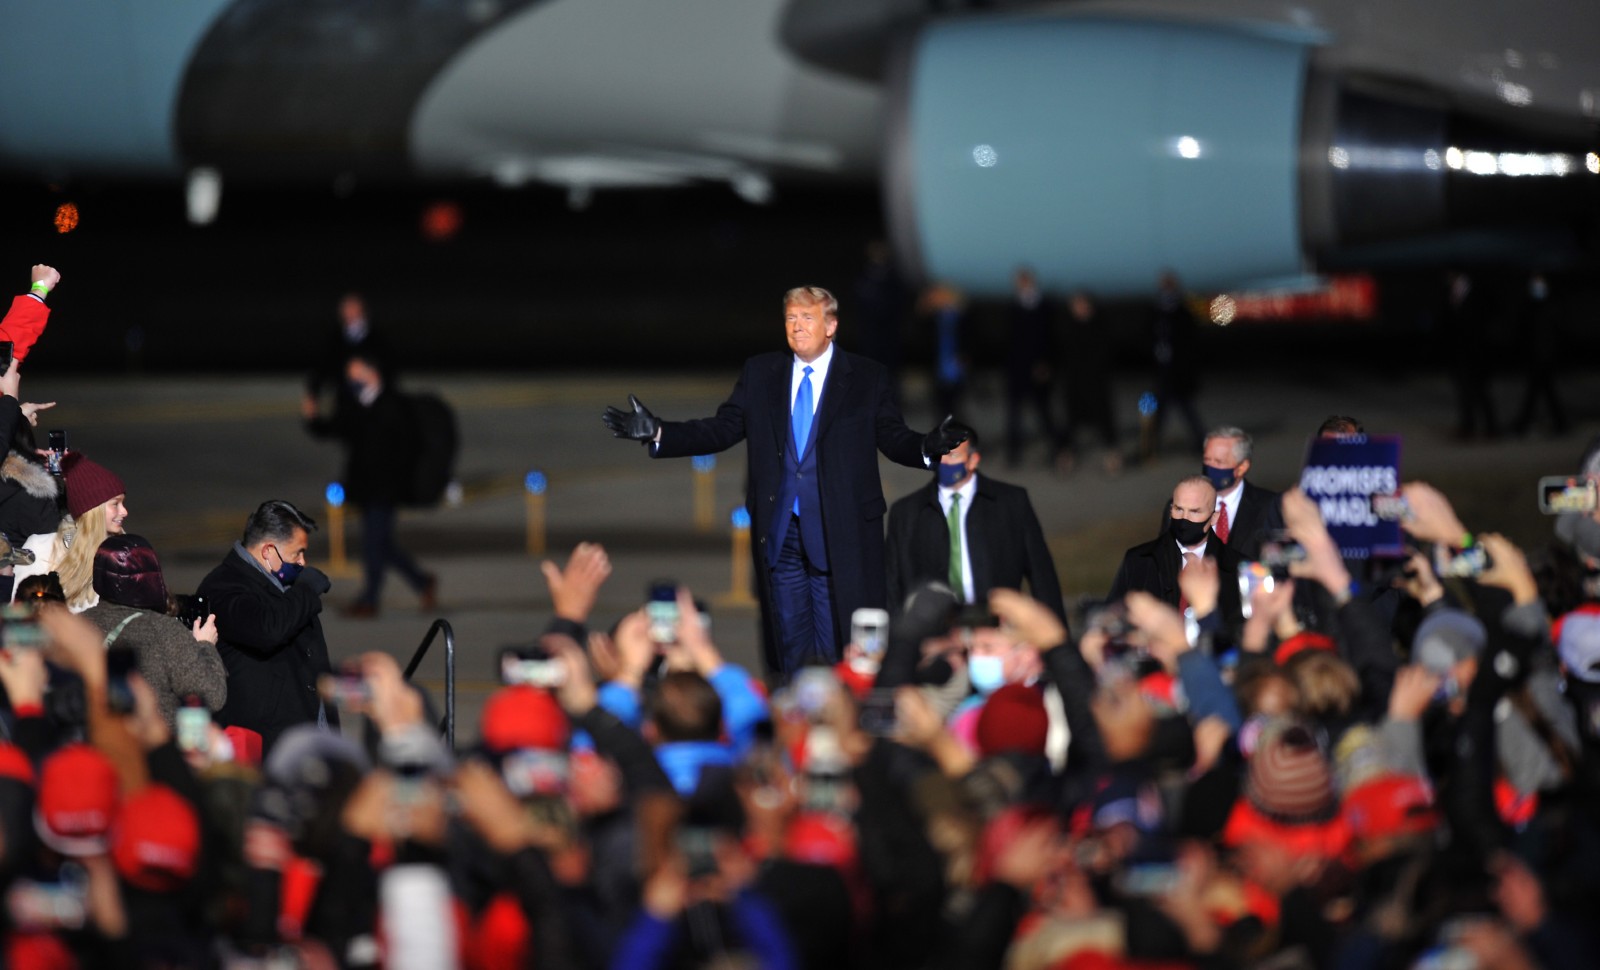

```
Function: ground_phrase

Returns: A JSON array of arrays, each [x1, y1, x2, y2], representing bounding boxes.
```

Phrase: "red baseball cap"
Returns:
[[0, 742, 36, 786], [34, 744, 119, 856], [481, 685, 569, 753], [1343, 773, 1439, 843], [783, 812, 859, 872], [111, 785, 201, 892]]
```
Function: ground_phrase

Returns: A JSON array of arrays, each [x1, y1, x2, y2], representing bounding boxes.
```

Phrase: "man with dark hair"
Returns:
[[1148, 270, 1206, 456], [886, 422, 1066, 623], [1318, 415, 1364, 437], [1002, 267, 1058, 468], [304, 292, 392, 405], [603, 286, 965, 674], [303, 353, 436, 618], [645, 671, 730, 796], [198, 500, 337, 754]]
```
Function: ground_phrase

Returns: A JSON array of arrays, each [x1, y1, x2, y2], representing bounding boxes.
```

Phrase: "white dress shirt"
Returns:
[[790, 342, 834, 426]]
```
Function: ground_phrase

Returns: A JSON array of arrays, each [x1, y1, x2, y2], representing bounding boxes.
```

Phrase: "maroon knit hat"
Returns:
[[92, 535, 169, 612], [61, 452, 126, 520], [975, 684, 1049, 757]]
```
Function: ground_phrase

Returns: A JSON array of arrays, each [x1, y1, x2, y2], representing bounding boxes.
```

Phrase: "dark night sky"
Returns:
[[0, 176, 1594, 378]]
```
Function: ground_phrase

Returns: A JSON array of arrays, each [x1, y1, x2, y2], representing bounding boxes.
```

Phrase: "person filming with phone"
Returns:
[[80, 534, 225, 729]]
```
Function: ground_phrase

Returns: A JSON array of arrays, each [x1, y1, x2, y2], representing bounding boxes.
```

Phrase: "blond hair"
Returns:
[[783, 286, 838, 321], [1285, 649, 1361, 720], [54, 504, 110, 610]]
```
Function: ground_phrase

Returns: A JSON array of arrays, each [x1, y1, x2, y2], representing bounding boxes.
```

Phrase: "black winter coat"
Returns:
[[0, 396, 59, 544], [197, 547, 338, 754], [306, 386, 414, 505]]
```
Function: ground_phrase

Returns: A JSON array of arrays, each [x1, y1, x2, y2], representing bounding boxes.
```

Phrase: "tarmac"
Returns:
[[26, 363, 1598, 748]]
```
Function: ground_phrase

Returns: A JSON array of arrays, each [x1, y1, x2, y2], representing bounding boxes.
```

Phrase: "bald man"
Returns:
[[1111, 476, 1244, 639]]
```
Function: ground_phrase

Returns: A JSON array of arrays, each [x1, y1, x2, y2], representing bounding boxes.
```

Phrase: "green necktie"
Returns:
[[947, 492, 964, 593]]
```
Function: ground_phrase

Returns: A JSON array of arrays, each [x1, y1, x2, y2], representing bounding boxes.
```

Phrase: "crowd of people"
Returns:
[[0, 266, 1598, 970]]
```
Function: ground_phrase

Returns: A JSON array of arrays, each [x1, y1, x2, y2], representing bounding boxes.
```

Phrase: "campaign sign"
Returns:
[[1299, 435, 1403, 560]]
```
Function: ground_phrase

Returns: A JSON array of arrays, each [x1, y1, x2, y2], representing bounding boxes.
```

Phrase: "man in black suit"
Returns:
[[1002, 267, 1058, 468], [886, 422, 1066, 623], [604, 286, 965, 675], [1112, 476, 1244, 636], [304, 353, 437, 617], [1148, 270, 1205, 456], [1201, 425, 1283, 562]]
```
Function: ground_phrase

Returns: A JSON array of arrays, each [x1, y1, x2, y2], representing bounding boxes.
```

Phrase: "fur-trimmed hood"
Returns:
[[2, 452, 59, 500]]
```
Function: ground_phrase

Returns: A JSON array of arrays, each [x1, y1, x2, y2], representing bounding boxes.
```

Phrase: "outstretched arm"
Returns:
[[652, 368, 756, 459]]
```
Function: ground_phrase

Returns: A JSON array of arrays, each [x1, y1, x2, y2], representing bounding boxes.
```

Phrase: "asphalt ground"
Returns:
[[28, 364, 1600, 748]]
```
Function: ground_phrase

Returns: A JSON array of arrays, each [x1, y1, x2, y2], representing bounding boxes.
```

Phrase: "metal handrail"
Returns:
[[402, 618, 456, 749]]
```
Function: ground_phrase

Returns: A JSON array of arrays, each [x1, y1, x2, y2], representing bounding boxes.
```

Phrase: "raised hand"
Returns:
[[540, 541, 612, 623], [602, 393, 660, 441], [923, 414, 968, 458]]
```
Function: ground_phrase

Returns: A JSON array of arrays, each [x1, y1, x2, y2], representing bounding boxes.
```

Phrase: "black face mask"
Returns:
[[1170, 517, 1209, 547]]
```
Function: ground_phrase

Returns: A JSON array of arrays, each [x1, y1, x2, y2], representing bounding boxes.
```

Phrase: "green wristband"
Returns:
[[28, 281, 49, 296]]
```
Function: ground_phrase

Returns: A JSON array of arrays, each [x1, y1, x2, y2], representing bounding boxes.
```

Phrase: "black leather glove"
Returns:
[[299, 565, 333, 596], [602, 394, 661, 442], [922, 414, 968, 458]]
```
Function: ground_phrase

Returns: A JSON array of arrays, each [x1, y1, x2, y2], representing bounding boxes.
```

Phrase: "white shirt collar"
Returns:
[[792, 342, 834, 405], [1217, 479, 1244, 528], [1174, 537, 1208, 559]]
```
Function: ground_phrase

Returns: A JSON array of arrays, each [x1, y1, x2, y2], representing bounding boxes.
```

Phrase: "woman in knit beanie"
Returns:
[[80, 534, 225, 727], [12, 452, 128, 611]]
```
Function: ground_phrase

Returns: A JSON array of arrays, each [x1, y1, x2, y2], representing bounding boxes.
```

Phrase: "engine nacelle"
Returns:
[[886, 17, 1313, 297], [886, 16, 1598, 297]]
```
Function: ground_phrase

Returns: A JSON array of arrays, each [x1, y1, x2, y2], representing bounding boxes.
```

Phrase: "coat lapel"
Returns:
[[1229, 487, 1258, 549], [1154, 539, 1181, 604], [967, 480, 994, 594], [812, 351, 852, 450], [770, 356, 792, 455]]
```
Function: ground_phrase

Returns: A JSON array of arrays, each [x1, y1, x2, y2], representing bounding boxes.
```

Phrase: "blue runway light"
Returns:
[[525, 471, 548, 495], [325, 482, 345, 507], [1138, 392, 1159, 417], [731, 506, 751, 529], [692, 455, 716, 473]]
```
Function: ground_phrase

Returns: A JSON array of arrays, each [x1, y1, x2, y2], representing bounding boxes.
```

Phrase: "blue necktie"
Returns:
[[792, 365, 813, 514]]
